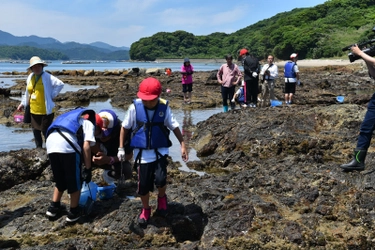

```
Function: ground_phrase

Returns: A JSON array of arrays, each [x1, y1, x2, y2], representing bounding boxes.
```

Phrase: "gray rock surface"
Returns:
[[1, 64, 375, 249]]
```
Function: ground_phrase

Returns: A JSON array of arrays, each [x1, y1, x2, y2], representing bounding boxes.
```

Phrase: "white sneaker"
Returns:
[[241, 104, 247, 108]]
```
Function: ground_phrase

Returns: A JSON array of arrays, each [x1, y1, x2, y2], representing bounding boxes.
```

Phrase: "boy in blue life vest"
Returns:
[[118, 77, 188, 226], [45, 108, 103, 222], [284, 53, 300, 105]]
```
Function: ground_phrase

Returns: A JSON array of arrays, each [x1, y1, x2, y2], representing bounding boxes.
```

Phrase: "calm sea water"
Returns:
[[0, 62, 224, 174], [2, 101, 221, 174], [0, 60, 223, 74]]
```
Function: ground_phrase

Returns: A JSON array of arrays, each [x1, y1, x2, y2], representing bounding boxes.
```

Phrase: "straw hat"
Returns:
[[28, 56, 48, 70]]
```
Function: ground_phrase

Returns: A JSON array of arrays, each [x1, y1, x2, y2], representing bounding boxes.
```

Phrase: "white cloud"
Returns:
[[0, 0, 328, 47]]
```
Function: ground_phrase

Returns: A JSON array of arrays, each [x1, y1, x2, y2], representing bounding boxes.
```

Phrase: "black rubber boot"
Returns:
[[33, 129, 43, 148], [340, 148, 367, 171]]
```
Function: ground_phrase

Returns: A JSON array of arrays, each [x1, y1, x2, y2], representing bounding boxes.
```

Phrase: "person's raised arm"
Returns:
[[351, 44, 375, 78]]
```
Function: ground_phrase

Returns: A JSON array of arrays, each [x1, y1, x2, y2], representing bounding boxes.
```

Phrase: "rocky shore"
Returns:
[[1, 60, 375, 249]]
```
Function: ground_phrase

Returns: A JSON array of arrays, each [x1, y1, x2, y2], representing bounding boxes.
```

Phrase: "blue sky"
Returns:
[[1, 0, 327, 48]]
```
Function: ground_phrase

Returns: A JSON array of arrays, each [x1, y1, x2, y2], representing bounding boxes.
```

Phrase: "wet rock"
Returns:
[[0, 88, 10, 97], [84, 69, 95, 76], [2, 64, 375, 248]]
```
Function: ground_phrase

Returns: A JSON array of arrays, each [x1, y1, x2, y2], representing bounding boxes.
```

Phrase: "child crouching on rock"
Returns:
[[45, 108, 103, 222], [118, 77, 188, 226], [232, 80, 246, 108]]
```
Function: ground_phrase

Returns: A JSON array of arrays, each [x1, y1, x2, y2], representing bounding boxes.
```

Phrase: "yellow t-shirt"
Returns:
[[28, 74, 47, 115]]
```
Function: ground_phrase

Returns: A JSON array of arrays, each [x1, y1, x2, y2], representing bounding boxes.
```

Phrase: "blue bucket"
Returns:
[[336, 96, 344, 103], [97, 184, 116, 200], [79, 181, 98, 206], [270, 100, 282, 107]]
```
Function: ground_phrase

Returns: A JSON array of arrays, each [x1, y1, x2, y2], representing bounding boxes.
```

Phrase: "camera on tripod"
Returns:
[[342, 26, 375, 62]]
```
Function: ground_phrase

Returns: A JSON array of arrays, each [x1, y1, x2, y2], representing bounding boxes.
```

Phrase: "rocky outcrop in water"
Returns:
[[1, 63, 375, 249]]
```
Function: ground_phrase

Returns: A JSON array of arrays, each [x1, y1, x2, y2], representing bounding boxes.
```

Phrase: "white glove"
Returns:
[[231, 98, 235, 103], [297, 80, 301, 85], [252, 72, 258, 78], [117, 148, 125, 161]]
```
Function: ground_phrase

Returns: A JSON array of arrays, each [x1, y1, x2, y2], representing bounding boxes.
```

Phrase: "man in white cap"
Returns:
[[17, 56, 64, 148], [283, 53, 300, 105]]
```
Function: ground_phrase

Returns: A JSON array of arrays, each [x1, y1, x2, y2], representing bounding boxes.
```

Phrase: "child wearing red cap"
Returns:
[[118, 77, 188, 226], [239, 48, 260, 107]]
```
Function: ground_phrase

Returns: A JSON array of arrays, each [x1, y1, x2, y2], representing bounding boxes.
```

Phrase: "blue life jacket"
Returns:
[[238, 87, 244, 102], [284, 61, 296, 78], [47, 108, 96, 149], [130, 98, 172, 149]]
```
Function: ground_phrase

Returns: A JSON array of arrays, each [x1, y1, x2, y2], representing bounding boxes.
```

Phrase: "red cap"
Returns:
[[239, 49, 248, 56], [95, 114, 103, 129], [137, 77, 162, 101]]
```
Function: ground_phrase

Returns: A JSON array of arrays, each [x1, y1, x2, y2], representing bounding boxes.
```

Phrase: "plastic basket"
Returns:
[[97, 184, 116, 200], [270, 100, 282, 107], [13, 111, 24, 123]]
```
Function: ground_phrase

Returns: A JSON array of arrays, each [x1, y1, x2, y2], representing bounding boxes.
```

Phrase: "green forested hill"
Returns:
[[130, 0, 375, 61], [0, 46, 69, 60], [0, 45, 130, 61]]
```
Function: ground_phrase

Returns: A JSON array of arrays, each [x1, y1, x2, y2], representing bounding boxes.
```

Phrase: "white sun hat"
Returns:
[[27, 56, 48, 70]]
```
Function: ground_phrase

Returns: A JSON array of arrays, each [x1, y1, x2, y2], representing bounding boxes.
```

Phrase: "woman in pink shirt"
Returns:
[[181, 58, 194, 104], [217, 54, 242, 112]]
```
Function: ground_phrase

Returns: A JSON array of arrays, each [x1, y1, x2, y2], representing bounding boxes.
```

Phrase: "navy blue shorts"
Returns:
[[182, 83, 193, 93], [136, 155, 168, 196], [49, 152, 82, 194]]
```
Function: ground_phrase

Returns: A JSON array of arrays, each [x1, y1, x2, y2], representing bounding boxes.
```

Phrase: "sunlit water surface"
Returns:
[[0, 77, 222, 174]]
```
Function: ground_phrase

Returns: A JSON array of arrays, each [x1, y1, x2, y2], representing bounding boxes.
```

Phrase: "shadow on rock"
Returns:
[[0, 206, 31, 229], [0, 239, 20, 249], [130, 202, 208, 242]]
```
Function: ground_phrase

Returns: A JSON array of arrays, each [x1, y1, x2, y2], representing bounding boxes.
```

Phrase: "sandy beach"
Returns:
[[277, 58, 364, 67]]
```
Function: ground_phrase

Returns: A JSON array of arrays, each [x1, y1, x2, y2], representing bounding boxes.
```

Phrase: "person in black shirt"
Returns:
[[239, 49, 260, 107]]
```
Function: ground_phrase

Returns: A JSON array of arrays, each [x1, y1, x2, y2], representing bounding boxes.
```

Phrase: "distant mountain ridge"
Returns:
[[0, 30, 130, 60], [89, 41, 129, 52]]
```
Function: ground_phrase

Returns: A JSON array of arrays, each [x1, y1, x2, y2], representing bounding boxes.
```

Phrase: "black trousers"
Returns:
[[245, 79, 259, 104]]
